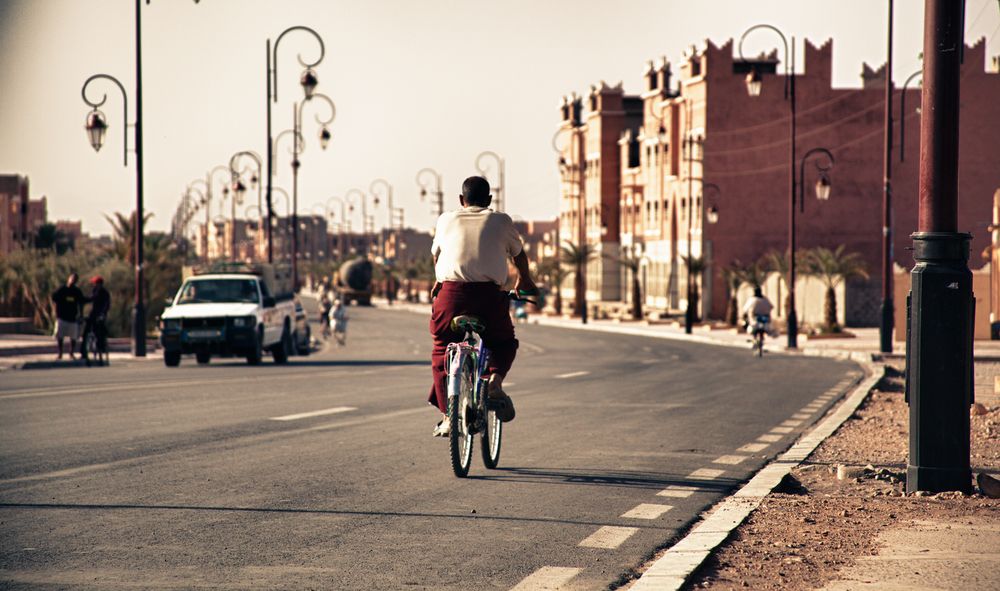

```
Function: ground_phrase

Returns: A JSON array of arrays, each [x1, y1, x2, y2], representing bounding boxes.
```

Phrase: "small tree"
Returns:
[[607, 251, 644, 320], [720, 262, 745, 326], [535, 257, 566, 315], [559, 241, 597, 320], [803, 245, 869, 332]]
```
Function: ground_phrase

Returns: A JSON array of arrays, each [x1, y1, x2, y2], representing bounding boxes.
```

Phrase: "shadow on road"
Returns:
[[468, 466, 740, 492], [0, 502, 671, 530]]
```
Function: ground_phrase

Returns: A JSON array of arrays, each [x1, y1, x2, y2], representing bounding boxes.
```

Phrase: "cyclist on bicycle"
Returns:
[[83, 275, 111, 362], [741, 286, 774, 338], [428, 176, 536, 436]]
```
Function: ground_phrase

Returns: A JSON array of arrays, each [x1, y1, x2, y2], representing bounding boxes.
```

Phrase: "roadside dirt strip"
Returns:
[[622, 363, 884, 590]]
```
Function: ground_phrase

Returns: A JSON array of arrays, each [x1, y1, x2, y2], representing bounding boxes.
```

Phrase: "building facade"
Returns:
[[559, 38, 1000, 328]]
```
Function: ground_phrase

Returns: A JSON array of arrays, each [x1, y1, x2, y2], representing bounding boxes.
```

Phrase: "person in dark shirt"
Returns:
[[52, 273, 85, 360], [82, 276, 111, 363]]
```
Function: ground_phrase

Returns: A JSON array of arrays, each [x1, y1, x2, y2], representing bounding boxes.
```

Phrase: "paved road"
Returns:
[[0, 306, 858, 590]]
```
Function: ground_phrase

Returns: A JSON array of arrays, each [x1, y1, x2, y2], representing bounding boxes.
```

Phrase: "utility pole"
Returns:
[[880, 0, 895, 353], [906, 0, 973, 494]]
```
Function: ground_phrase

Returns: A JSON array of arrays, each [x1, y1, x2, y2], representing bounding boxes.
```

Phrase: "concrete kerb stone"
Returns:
[[627, 362, 885, 591]]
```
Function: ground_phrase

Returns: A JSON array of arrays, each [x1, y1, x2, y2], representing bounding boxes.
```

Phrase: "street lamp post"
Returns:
[[327, 196, 348, 259], [370, 179, 398, 258], [345, 188, 377, 255], [553, 126, 587, 324], [739, 24, 799, 348], [474, 151, 505, 213], [899, 69, 923, 161], [230, 150, 263, 260], [906, 0, 973, 494], [417, 168, 444, 219], [683, 99, 703, 334], [271, 187, 291, 261], [290, 92, 335, 288], [266, 26, 325, 265], [880, 0, 896, 354]]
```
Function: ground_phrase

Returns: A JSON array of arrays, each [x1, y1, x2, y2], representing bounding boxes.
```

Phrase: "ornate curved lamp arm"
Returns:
[[82, 74, 129, 165], [272, 26, 325, 103], [308, 92, 337, 126], [345, 188, 368, 225], [326, 196, 347, 222], [416, 167, 442, 193], [273, 129, 305, 171], [798, 147, 835, 212], [738, 24, 790, 98], [369, 179, 392, 227], [475, 151, 503, 182], [272, 187, 291, 217], [899, 69, 922, 162]]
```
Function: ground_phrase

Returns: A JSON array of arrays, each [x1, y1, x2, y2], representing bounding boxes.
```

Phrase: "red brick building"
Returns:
[[560, 38, 1000, 326]]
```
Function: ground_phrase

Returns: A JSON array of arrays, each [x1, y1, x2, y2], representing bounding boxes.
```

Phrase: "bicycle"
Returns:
[[445, 290, 537, 478], [749, 314, 769, 358], [81, 317, 109, 367]]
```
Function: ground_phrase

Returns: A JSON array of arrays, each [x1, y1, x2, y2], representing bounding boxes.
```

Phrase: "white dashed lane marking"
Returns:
[[770, 426, 795, 434], [578, 526, 639, 549], [270, 406, 357, 421], [688, 468, 725, 480], [791, 413, 811, 420], [781, 419, 804, 427], [554, 371, 590, 379], [511, 567, 582, 591], [713, 455, 748, 465], [737, 442, 769, 453], [657, 486, 698, 498], [757, 434, 783, 443], [621, 503, 673, 519]]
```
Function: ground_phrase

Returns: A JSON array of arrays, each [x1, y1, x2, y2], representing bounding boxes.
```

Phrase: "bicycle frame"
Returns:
[[446, 330, 491, 430]]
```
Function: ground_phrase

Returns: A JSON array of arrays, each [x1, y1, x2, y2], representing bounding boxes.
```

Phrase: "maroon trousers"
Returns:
[[428, 282, 518, 414]]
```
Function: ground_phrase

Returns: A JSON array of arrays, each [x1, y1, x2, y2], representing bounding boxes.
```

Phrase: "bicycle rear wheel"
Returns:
[[480, 405, 502, 469], [448, 357, 475, 478]]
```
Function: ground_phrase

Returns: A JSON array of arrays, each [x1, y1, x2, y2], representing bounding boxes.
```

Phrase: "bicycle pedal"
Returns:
[[485, 398, 508, 411]]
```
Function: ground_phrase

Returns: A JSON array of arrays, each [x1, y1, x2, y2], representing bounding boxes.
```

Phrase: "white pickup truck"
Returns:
[[159, 266, 298, 367]]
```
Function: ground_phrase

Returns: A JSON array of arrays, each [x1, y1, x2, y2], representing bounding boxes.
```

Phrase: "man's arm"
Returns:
[[511, 250, 536, 294]]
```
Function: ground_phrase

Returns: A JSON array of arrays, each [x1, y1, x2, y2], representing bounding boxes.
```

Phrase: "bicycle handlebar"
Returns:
[[508, 290, 540, 306]]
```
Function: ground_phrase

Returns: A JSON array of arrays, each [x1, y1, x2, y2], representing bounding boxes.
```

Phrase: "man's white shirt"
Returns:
[[431, 206, 523, 285]]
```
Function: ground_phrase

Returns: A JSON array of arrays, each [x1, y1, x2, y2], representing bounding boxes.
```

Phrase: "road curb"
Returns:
[[625, 361, 885, 590]]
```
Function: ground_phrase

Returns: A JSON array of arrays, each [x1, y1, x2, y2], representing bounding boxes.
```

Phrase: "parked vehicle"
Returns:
[[159, 263, 297, 367], [292, 296, 311, 355]]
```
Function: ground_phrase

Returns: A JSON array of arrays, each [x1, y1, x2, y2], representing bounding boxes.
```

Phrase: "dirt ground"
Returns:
[[684, 361, 1000, 590]]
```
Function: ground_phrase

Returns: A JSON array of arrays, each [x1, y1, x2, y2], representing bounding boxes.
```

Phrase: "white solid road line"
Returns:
[[270, 406, 357, 421], [579, 526, 640, 549], [622, 503, 673, 519], [510, 566, 582, 591], [554, 371, 590, 379], [738, 443, 769, 453]]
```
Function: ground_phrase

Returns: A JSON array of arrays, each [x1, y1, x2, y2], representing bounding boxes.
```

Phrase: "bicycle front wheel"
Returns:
[[448, 357, 475, 478], [480, 405, 502, 469]]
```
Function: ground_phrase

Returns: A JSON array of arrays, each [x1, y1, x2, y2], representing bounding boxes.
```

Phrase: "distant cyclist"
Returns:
[[741, 286, 774, 338], [427, 176, 536, 436]]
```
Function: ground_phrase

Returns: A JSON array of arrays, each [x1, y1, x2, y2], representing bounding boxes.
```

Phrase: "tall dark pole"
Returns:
[[787, 37, 798, 349], [576, 128, 588, 325], [291, 103, 300, 289], [265, 40, 275, 264], [906, 0, 972, 494], [132, 0, 146, 357], [881, 0, 896, 353], [684, 110, 695, 335]]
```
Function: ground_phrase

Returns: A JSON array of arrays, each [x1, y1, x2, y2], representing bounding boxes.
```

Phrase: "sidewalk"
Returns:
[[0, 333, 161, 371]]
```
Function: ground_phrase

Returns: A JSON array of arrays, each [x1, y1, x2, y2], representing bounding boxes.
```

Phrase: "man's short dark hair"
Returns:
[[462, 176, 492, 207]]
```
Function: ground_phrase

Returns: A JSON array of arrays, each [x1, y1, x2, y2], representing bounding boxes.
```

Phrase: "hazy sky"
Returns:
[[1, 0, 998, 236]]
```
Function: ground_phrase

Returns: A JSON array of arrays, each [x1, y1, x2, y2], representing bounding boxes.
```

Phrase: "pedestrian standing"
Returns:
[[51, 272, 85, 360], [330, 299, 348, 346]]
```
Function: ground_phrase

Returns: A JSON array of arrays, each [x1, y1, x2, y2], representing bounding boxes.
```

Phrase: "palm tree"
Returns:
[[535, 257, 566, 315], [803, 245, 869, 332], [105, 211, 153, 264], [559, 241, 597, 322], [682, 255, 706, 322], [608, 251, 644, 320], [720, 262, 744, 326], [762, 250, 792, 316]]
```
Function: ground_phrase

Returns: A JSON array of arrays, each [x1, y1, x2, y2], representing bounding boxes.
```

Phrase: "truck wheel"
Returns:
[[196, 351, 211, 365], [247, 328, 264, 365], [272, 325, 290, 364], [164, 351, 181, 367]]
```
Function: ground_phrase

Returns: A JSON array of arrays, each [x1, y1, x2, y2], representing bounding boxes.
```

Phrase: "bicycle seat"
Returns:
[[451, 315, 486, 334]]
